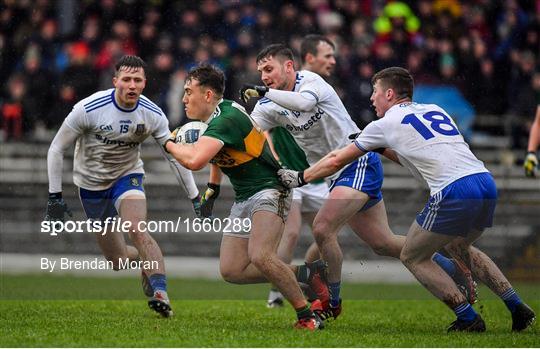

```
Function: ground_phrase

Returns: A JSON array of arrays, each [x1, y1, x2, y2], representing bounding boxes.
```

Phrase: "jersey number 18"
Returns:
[[401, 111, 459, 140]]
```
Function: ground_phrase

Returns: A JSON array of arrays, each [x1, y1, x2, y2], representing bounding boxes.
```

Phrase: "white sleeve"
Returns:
[[264, 89, 318, 112], [354, 121, 389, 152], [250, 104, 278, 131], [47, 122, 80, 193], [153, 114, 199, 200]]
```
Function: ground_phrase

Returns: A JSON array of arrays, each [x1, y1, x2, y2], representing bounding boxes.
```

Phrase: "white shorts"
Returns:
[[292, 182, 329, 213], [225, 188, 292, 238]]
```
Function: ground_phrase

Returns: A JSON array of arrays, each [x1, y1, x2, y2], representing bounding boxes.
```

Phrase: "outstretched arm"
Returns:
[[278, 143, 365, 189], [156, 139, 199, 200], [304, 143, 364, 182]]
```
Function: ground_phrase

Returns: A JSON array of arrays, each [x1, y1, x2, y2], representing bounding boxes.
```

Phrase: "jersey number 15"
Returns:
[[401, 111, 459, 140]]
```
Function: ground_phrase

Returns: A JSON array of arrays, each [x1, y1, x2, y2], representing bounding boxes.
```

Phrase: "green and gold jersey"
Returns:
[[271, 127, 323, 184], [203, 99, 283, 202]]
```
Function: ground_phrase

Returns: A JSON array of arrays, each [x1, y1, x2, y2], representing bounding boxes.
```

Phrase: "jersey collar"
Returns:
[[207, 98, 224, 124], [111, 89, 139, 113]]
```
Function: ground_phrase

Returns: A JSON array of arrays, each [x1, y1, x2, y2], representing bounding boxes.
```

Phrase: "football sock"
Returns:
[[328, 282, 341, 308], [432, 252, 456, 277], [295, 304, 313, 320], [149, 273, 167, 293], [500, 288, 523, 313], [453, 302, 477, 322], [295, 264, 310, 283]]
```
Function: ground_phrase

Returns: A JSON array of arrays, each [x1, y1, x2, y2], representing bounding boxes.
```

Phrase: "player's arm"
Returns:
[[305, 143, 364, 182], [278, 143, 364, 188], [165, 136, 223, 171], [46, 122, 79, 221], [524, 105, 540, 177], [155, 139, 202, 216], [154, 117, 201, 216], [241, 85, 317, 112]]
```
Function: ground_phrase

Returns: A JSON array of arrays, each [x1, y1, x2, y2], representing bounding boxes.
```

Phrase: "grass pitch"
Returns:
[[0, 274, 538, 347]]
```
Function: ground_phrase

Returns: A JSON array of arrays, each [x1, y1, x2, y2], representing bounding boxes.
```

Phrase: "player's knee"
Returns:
[[371, 241, 392, 257], [249, 252, 273, 272], [312, 220, 332, 244], [399, 248, 416, 266], [219, 266, 245, 284]]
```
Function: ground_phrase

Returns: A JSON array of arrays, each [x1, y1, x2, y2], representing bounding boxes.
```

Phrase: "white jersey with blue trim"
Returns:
[[64, 88, 170, 190], [250, 70, 360, 179], [355, 102, 488, 195]]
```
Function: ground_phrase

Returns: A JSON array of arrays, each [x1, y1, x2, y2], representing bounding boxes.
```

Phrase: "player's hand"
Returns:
[[199, 183, 220, 218], [524, 152, 538, 177], [45, 192, 73, 223], [240, 84, 269, 103], [277, 169, 306, 189]]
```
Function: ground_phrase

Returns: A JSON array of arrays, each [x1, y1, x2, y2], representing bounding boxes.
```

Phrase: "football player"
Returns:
[[278, 67, 536, 332], [45, 55, 200, 317], [165, 64, 326, 330], [241, 44, 477, 321], [264, 34, 336, 308]]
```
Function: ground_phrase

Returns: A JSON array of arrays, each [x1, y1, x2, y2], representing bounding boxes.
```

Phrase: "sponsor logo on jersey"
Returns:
[[120, 120, 132, 124], [95, 134, 139, 148], [135, 124, 146, 135], [99, 124, 113, 131], [285, 108, 325, 132]]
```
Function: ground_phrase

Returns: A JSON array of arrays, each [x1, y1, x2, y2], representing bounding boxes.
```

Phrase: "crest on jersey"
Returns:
[[135, 124, 145, 135], [130, 177, 140, 186]]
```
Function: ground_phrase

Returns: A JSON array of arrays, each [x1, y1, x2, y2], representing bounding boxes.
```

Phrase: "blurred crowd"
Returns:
[[1, 0, 539, 148]]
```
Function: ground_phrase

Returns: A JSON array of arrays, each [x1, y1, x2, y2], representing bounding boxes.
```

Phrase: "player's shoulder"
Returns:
[[297, 70, 320, 82], [138, 94, 164, 117], [210, 99, 248, 124], [78, 89, 114, 113]]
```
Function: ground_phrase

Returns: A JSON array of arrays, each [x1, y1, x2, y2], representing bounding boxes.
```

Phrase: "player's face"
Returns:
[[182, 79, 212, 121], [311, 42, 336, 77], [257, 56, 290, 90], [113, 67, 146, 109], [370, 80, 392, 118]]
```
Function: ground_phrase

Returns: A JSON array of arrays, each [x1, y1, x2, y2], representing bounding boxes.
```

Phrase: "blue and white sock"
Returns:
[[500, 288, 523, 313], [149, 273, 167, 293], [432, 252, 456, 277], [454, 302, 477, 322], [328, 282, 341, 308]]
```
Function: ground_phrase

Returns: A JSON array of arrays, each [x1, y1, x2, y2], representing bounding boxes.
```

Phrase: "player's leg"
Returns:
[[219, 189, 323, 329], [312, 185, 368, 308], [302, 211, 320, 269], [79, 187, 139, 270], [118, 194, 172, 317], [348, 199, 404, 258], [445, 231, 536, 331], [400, 222, 485, 332], [268, 200, 302, 307]]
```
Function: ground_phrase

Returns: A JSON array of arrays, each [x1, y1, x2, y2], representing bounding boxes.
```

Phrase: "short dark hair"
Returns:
[[256, 44, 295, 64], [371, 67, 414, 99], [115, 55, 147, 76], [186, 63, 225, 97], [300, 34, 335, 64]]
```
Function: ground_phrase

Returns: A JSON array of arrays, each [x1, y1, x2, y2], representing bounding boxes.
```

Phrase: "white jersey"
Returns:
[[64, 89, 170, 190], [355, 102, 488, 195], [251, 70, 360, 179]]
